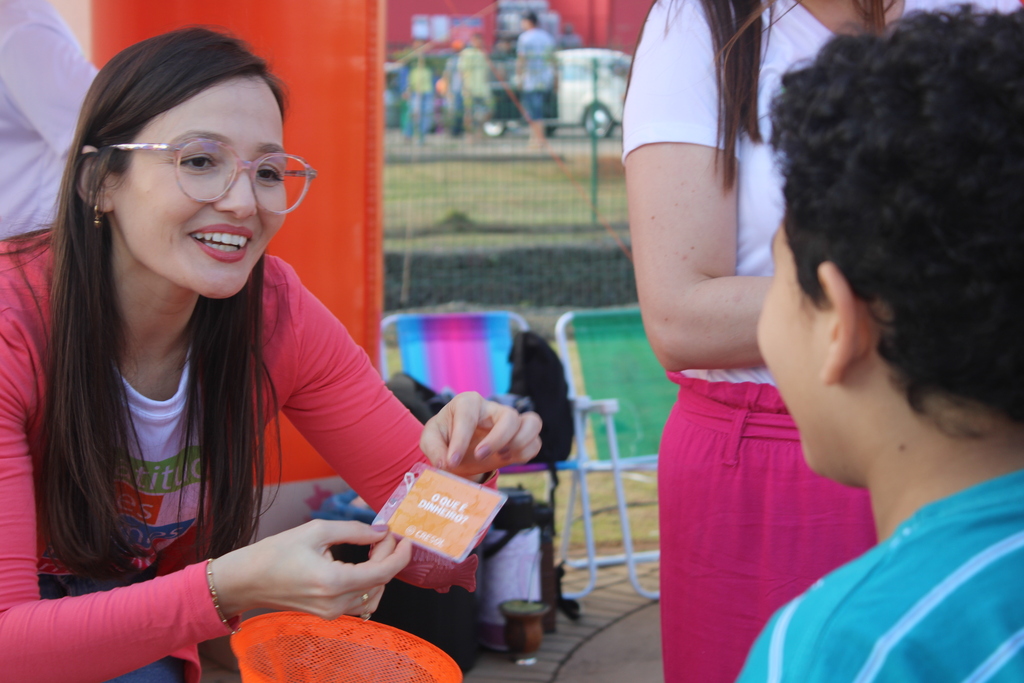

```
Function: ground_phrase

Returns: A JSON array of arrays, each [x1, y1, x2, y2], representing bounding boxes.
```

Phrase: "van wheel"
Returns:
[[583, 103, 615, 138], [483, 121, 506, 137]]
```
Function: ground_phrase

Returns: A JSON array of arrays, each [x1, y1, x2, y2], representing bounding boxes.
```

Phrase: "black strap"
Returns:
[[509, 331, 527, 395]]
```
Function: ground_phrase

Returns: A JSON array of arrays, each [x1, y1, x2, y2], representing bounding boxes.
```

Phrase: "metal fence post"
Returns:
[[590, 57, 599, 225]]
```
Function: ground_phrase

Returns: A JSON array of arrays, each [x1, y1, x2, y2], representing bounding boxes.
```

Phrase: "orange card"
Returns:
[[384, 468, 506, 561]]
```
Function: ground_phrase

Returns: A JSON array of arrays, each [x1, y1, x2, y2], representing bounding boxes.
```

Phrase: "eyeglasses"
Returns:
[[107, 138, 318, 215]]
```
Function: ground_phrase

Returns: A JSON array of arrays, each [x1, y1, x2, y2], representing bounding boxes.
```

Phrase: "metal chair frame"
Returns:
[[554, 309, 661, 600]]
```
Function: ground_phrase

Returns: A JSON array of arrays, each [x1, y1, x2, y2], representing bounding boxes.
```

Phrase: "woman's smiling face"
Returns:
[[102, 77, 286, 303]]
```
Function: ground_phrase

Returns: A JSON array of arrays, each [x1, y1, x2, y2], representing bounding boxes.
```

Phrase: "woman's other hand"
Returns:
[[209, 520, 413, 620], [420, 391, 542, 479]]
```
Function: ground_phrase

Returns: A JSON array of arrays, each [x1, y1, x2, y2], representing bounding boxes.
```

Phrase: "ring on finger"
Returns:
[[360, 592, 371, 621]]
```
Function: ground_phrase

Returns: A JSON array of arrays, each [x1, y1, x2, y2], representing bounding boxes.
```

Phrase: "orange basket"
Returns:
[[230, 612, 463, 683]]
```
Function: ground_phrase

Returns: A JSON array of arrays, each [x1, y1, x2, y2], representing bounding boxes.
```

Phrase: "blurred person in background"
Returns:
[[558, 22, 583, 49], [458, 33, 493, 140], [441, 42, 465, 137], [516, 11, 555, 147], [490, 38, 514, 82], [403, 52, 434, 144], [0, 0, 96, 237]]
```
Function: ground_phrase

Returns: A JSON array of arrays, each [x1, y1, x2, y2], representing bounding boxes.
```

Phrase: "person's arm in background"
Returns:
[[623, 0, 768, 373], [626, 143, 768, 372], [515, 33, 526, 87], [0, 20, 96, 158]]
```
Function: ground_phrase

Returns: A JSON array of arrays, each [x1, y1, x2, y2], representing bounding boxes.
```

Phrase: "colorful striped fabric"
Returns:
[[394, 312, 518, 397]]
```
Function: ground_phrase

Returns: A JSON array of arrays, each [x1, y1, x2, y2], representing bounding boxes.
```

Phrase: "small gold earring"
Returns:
[[93, 204, 103, 228]]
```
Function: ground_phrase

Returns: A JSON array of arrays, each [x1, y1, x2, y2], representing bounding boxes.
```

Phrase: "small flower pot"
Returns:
[[499, 600, 551, 655]]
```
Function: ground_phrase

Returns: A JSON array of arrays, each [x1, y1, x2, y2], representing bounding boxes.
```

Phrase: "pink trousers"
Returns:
[[658, 376, 875, 683]]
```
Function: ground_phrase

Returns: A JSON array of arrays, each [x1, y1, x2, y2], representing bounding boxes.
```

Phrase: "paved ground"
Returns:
[[553, 603, 662, 683], [199, 561, 662, 683], [467, 562, 662, 683]]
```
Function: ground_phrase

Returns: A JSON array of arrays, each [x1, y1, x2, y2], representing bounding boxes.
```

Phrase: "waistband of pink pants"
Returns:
[[667, 372, 799, 442]]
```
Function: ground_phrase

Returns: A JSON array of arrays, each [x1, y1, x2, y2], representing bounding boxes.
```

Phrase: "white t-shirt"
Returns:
[[623, 0, 1018, 385], [517, 27, 556, 92], [0, 0, 96, 237], [117, 362, 199, 569]]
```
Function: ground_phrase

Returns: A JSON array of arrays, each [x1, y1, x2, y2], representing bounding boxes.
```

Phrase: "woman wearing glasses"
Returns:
[[0, 27, 540, 683]]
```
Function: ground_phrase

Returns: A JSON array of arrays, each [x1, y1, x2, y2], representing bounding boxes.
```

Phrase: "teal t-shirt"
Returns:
[[736, 469, 1024, 682]]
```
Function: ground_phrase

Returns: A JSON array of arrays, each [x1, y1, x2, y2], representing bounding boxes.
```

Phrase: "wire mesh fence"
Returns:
[[383, 47, 636, 329]]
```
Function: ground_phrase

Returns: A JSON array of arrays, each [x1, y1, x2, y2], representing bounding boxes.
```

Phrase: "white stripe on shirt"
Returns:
[[961, 625, 1024, 683], [768, 596, 804, 683], [853, 528, 1024, 683]]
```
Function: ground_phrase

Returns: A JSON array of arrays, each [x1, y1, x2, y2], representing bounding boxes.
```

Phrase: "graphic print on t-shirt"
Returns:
[[39, 446, 202, 576], [39, 363, 200, 575], [114, 446, 201, 563]]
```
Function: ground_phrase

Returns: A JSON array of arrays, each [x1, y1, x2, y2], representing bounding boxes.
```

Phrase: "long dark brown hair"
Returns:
[[635, 0, 889, 188], [41, 27, 285, 578]]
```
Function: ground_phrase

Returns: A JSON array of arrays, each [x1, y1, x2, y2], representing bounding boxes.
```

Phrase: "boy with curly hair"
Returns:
[[737, 8, 1024, 681]]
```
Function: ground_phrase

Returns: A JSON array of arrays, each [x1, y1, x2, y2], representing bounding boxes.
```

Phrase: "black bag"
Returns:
[[386, 372, 453, 424], [507, 335, 580, 621], [509, 331, 574, 467]]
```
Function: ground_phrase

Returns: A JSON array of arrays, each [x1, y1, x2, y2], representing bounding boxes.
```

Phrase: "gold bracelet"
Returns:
[[206, 559, 240, 634]]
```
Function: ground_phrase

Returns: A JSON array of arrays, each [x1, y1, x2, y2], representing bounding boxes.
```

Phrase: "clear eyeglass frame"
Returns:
[[106, 138, 318, 215]]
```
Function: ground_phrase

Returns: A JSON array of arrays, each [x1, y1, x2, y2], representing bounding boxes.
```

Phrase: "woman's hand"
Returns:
[[209, 520, 413, 620], [420, 391, 542, 479]]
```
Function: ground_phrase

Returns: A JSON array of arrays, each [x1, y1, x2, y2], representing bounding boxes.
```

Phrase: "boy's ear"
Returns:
[[76, 145, 112, 211], [817, 261, 876, 385]]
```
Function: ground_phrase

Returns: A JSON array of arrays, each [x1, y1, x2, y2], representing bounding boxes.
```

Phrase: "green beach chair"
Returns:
[[554, 308, 675, 599]]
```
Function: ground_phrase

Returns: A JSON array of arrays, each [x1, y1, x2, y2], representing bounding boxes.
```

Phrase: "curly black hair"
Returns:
[[771, 7, 1024, 425]]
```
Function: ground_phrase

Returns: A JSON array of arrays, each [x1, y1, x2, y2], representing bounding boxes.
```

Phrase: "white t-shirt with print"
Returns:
[[41, 359, 199, 575], [118, 362, 199, 571]]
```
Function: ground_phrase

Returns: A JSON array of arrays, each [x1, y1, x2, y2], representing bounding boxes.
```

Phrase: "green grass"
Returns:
[[384, 157, 628, 233], [499, 468, 660, 557]]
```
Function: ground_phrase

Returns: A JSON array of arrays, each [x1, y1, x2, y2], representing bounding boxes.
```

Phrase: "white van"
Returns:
[[555, 48, 630, 138]]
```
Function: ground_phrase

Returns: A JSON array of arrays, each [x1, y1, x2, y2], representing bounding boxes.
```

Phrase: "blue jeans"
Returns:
[[404, 92, 434, 138], [39, 569, 186, 683], [522, 90, 547, 121]]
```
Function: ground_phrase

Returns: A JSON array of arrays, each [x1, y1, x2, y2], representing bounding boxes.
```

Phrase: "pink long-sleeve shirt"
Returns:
[[0, 245, 431, 682]]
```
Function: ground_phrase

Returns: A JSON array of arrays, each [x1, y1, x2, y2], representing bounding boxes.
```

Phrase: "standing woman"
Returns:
[[622, 0, 1017, 680], [0, 28, 540, 683]]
